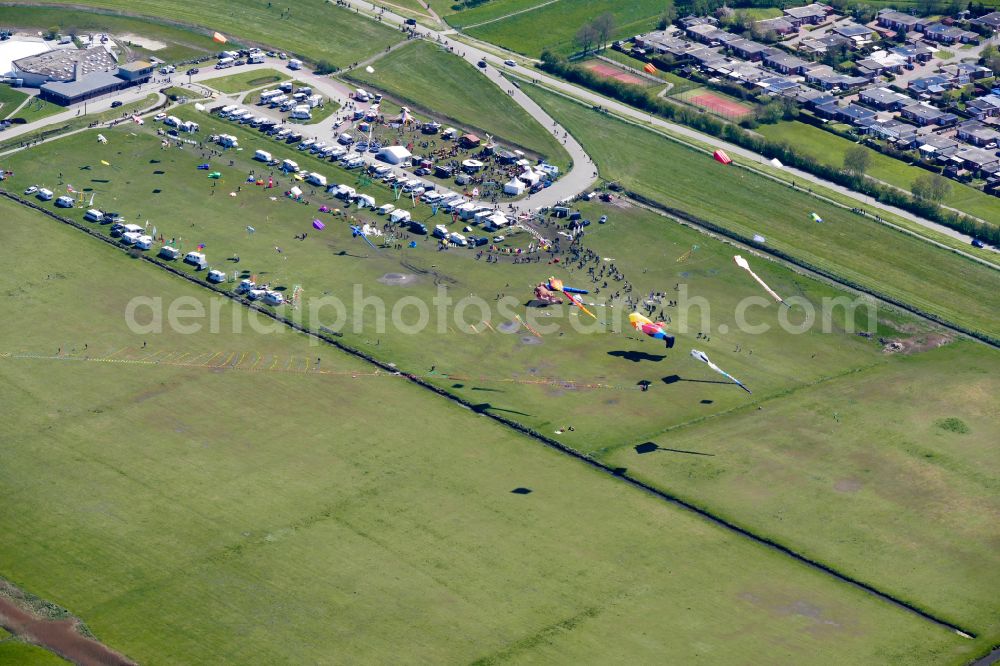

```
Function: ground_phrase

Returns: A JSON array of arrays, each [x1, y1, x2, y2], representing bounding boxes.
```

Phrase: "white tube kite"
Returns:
[[691, 349, 751, 394], [733, 255, 786, 306]]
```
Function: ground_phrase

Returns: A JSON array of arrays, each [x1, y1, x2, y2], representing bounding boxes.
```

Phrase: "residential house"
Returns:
[[908, 74, 953, 96], [689, 47, 727, 69], [815, 100, 877, 124], [890, 44, 935, 64], [956, 120, 1000, 146], [970, 11, 1000, 31], [966, 94, 1000, 119], [876, 9, 923, 32], [806, 64, 868, 89], [798, 33, 853, 54], [756, 75, 801, 96], [923, 23, 979, 44], [728, 38, 771, 61], [862, 118, 919, 145], [855, 50, 907, 78], [783, 3, 829, 26], [953, 146, 999, 173], [762, 49, 810, 74], [939, 62, 992, 83], [831, 22, 875, 46], [918, 133, 960, 160], [754, 17, 796, 35], [679, 15, 718, 29], [687, 23, 727, 45], [859, 86, 913, 110], [901, 102, 958, 126]]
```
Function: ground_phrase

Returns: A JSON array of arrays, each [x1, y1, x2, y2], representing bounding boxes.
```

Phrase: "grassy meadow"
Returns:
[[201, 68, 289, 94], [0, 199, 980, 665]]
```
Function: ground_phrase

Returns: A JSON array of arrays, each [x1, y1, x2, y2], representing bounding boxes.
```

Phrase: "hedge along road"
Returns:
[[337, 0, 995, 250]]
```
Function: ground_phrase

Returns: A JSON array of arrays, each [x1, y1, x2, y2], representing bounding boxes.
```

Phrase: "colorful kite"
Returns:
[[810, 212, 823, 223], [629, 312, 675, 348], [690, 349, 751, 394], [213, 32, 227, 43], [546, 277, 596, 319], [100, 160, 111, 166], [365, 65, 375, 73], [676, 244, 699, 263], [733, 255, 786, 306], [208, 171, 222, 179], [351, 224, 379, 251], [713, 149, 732, 165], [643, 62, 657, 74], [312, 219, 325, 230], [197, 163, 210, 170]]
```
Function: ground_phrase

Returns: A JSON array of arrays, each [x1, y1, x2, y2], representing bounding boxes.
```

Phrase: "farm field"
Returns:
[[0, 116, 914, 451], [14, 0, 404, 68], [463, 0, 667, 56], [201, 68, 289, 94], [345, 41, 569, 166], [0, 6, 222, 62], [0, 200, 981, 664], [520, 83, 1000, 340], [758, 120, 1000, 224]]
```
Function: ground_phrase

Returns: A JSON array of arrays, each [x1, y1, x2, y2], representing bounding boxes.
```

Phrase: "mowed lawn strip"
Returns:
[[201, 68, 289, 94], [28, 0, 403, 67], [345, 41, 569, 166], [758, 120, 1000, 224], [464, 0, 667, 56], [521, 83, 1000, 339], [606, 342, 1000, 645], [0, 200, 977, 665]]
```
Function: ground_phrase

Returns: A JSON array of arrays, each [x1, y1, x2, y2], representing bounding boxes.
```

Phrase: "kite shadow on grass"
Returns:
[[470, 403, 531, 417], [662, 374, 732, 386], [607, 350, 666, 363], [635, 442, 715, 457]]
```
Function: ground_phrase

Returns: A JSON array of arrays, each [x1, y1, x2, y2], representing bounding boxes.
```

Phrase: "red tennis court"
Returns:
[[582, 61, 647, 86], [685, 91, 752, 119]]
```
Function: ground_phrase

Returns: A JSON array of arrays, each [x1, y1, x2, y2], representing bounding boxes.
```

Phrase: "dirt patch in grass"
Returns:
[[882, 333, 953, 355], [0, 580, 134, 666]]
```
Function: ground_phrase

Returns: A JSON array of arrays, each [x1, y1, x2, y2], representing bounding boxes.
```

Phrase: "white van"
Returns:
[[288, 58, 302, 70], [158, 246, 181, 260], [184, 251, 206, 266], [216, 57, 235, 69], [220, 105, 238, 117], [263, 291, 285, 305], [377, 203, 396, 215], [121, 231, 141, 245], [306, 172, 327, 187], [337, 132, 354, 145], [84, 208, 104, 223], [207, 269, 227, 283], [36, 188, 53, 201], [55, 195, 75, 208], [390, 209, 411, 224], [448, 232, 468, 247], [254, 149, 272, 162], [354, 88, 370, 102], [135, 235, 153, 250], [356, 194, 376, 209], [181, 121, 199, 133], [281, 159, 299, 172], [165, 115, 181, 127]]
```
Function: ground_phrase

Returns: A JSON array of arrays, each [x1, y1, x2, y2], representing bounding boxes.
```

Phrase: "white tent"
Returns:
[[377, 145, 412, 165], [503, 179, 525, 195], [518, 169, 540, 185], [770, 157, 783, 168], [289, 185, 303, 198]]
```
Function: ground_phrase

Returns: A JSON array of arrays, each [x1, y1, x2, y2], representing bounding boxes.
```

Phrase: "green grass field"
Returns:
[[605, 341, 1000, 642], [0, 6, 222, 62], [521, 83, 1000, 340], [162, 86, 205, 101], [0, 84, 30, 119], [202, 68, 290, 94], [758, 120, 1000, 224], [0, 640, 69, 665], [19, 0, 404, 68], [1, 198, 982, 664], [345, 41, 569, 165], [463, 0, 667, 56]]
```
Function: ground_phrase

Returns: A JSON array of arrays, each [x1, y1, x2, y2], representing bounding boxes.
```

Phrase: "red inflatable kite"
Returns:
[[713, 149, 732, 165]]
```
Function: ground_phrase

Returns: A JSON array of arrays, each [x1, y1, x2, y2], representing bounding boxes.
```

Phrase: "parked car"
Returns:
[[207, 269, 227, 283], [504, 59, 516, 67], [186, 67, 199, 75], [477, 60, 487, 69], [972, 238, 985, 248], [493, 235, 505, 242], [110, 100, 123, 108], [154, 112, 167, 121], [23, 185, 37, 195]]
